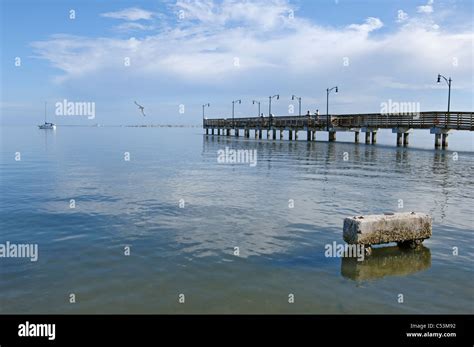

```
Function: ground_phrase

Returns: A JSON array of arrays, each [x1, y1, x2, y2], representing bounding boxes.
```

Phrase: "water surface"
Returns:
[[0, 126, 473, 313]]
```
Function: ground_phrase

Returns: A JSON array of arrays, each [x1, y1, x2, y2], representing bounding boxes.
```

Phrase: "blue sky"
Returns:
[[1, 0, 473, 125]]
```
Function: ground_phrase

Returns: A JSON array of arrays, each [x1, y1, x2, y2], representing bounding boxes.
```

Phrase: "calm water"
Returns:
[[0, 126, 473, 314]]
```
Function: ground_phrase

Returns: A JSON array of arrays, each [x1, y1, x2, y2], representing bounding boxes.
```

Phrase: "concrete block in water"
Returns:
[[343, 212, 432, 246]]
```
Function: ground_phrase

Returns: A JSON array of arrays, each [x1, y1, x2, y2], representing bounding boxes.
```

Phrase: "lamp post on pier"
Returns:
[[202, 103, 210, 127], [437, 73, 452, 114], [291, 95, 302, 116], [252, 100, 261, 117], [269, 94, 279, 128], [232, 99, 241, 127], [326, 86, 338, 131], [269, 94, 279, 117], [202, 103, 210, 119]]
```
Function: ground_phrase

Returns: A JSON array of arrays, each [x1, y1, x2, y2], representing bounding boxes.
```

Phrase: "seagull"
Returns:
[[134, 101, 146, 116]]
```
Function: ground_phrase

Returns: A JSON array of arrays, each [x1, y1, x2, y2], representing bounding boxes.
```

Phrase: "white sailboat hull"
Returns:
[[38, 123, 56, 130]]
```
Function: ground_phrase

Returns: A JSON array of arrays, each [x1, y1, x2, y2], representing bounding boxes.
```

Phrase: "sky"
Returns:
[[0, 0, 473, 125]]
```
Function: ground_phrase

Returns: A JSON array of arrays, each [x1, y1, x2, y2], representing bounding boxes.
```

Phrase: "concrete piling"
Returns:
[[430, 128, 450, 150], [365, 132, 370, 144], [403, 132, 409, 146], [442, 133, 449, 148], [371, 132, 377, 144], [307, 130, 312, 141], [393, 128, 412, 147], [329, 131, 336, 142], [289, 130, 293, 140], [280, 129, 284, 140], [295, 131, 299, 140], [396, 133, 403, 146], [354, 131, 359, 143]]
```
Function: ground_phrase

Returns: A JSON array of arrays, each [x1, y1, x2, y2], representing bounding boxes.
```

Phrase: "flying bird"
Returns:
[[134, 101, 146, 116]]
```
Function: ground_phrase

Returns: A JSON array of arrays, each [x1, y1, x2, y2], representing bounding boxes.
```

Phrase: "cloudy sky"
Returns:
[[1, 0, 472, 125]]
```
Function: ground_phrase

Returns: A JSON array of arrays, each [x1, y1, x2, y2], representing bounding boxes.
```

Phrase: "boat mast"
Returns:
[[44, 101, 47, 123]]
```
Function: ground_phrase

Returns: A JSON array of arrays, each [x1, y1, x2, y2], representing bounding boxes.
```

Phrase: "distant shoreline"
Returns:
[[37, 124, 202, 128]]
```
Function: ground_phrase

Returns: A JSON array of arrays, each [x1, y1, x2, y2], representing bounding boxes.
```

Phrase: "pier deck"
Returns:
[[203, 111, 473, 148]]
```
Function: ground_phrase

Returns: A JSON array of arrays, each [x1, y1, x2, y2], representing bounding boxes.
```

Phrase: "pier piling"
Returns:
[[396, 133, 402, 146], [442, 133, 449, 148], [365, 132, 370, 144], [371, 131, 377, 144], [403, 132, 410, 146]]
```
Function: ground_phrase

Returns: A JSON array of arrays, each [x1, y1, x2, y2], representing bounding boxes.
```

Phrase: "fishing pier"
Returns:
[[203, 111, 473, 149]]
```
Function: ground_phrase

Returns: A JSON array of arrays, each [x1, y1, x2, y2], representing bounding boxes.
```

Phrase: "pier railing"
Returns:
[[204, 111, 473, 131]]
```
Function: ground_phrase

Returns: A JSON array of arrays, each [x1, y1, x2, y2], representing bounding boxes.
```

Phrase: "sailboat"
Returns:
[[38, 102, 56, 129]]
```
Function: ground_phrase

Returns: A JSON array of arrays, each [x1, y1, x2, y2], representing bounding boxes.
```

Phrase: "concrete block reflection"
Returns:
[[341, 245, 431, 281]]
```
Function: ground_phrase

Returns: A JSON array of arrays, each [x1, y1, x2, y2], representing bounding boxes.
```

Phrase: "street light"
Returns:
[[269, 94, 279, 128], [269, 94, 279, 117], [437, 74, 452, 113], [202, 103, 210, 127], [202, 103, 210, 119], [291, 95, 302, 116], [232, 99, 241, 127], [326, 86, 338, 131], [252, 100, 261, 117]]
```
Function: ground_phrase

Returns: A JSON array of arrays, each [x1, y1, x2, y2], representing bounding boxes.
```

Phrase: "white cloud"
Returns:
[[396, 10, 408, 23], [176, 0, 293, 29], [115, 22, 155, 32], [101, 7, 155, 21], [417, 0, 434, 14], [347, 17, 383, 33]]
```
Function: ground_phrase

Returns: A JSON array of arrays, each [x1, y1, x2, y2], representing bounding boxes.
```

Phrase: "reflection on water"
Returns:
[[341, 246, 431, 281]]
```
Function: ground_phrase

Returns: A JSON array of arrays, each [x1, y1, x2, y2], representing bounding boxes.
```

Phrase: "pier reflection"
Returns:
[[341, 246, 431, 281]]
